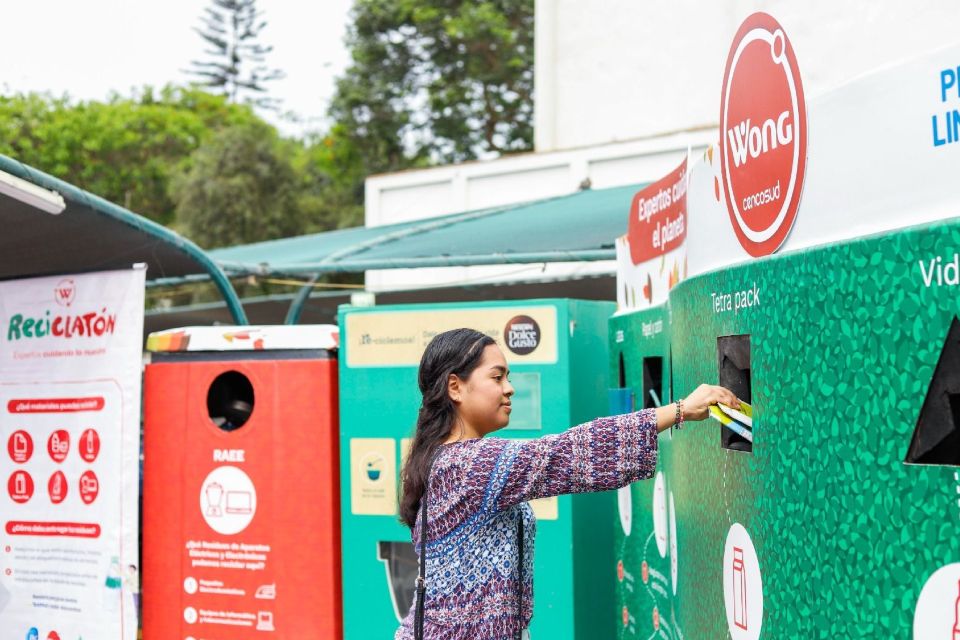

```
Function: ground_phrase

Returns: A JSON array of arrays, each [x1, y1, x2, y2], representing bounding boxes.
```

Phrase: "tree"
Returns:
[[329, 0, 534, 171], [171, 122, 309, 248], [188, 0, 284, 109], [0, 87, 259, 225]]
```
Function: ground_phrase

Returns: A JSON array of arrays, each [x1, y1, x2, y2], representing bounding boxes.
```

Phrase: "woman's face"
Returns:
[[454, 344, 515, 435]]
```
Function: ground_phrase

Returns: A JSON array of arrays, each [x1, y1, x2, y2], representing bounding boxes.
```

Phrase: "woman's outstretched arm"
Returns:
[[464, 385, 739, 513]]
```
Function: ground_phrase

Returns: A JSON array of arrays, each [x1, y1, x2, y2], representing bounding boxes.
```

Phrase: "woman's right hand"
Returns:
[[682, 384, 741, 421]]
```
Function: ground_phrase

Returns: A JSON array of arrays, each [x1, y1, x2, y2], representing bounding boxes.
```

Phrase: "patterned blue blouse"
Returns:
[[395, 409, 659, 639]]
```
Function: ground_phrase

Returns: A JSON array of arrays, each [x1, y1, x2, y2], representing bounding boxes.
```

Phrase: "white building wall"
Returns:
[[537, 0, 960, 151], [364, 132, 713, 291]]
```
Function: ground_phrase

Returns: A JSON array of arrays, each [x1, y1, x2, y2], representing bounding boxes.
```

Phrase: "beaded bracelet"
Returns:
[[675, 398, 684, 429]]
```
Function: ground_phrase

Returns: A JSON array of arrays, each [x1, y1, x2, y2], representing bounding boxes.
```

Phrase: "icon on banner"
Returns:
[[8, 471, 34, 504], [183, 606, 198, 624], [47, 430, 70, 463], [8, 431, 33, 464], [48, 471, 67, 504], [79, 470, 99, 505], [183, 577, 198, 595], [256, 611, 275, 631], [25, 629, 38, 640], [255, 584, 276, 600], [46, 632, 60, 640], [79, 429, 100, 463], [205, 482, 224, 517]]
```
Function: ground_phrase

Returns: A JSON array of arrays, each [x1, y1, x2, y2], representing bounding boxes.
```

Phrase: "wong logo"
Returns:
[[720, 13, 807, 257], [54, 278, 75, 307]]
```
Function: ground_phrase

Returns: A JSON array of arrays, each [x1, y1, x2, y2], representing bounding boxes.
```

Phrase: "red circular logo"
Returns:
[[8, 470, 34, 504], [47, 430, 70, 463], [7, 430, 33, 464], [54, 278, 75, 307], [720, 12, 807, 257], [79, 428, 100, 463], [48, 471, 68, 504], [79, 470, 99, 505]]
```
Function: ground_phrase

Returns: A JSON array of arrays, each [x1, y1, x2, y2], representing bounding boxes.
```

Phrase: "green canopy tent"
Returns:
[[210, 184, 639, 275], [171, 183, 643, 326], [0, 154, 247, 323]]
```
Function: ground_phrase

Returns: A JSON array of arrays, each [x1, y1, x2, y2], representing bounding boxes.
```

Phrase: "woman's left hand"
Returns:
[[681, 384, 741, 421]]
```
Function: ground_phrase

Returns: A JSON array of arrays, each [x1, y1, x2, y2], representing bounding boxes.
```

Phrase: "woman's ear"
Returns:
[[448, 373, 462, 403]]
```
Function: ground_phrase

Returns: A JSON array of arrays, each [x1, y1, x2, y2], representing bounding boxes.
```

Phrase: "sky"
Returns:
[[0, 0, 354, 137]]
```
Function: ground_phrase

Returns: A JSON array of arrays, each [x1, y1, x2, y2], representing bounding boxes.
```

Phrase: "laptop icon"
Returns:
[[256, 611, 275, 631], [226, 491, 253, 514]]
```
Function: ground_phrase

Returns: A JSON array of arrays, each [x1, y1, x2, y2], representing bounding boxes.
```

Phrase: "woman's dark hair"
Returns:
[[399, 328, 495, 527]]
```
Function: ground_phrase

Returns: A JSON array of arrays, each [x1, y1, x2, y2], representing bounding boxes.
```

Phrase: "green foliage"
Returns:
[[0, 87, 258, 225], [171, 122, 310, 248], [0, 0, 536, 254], [188, 0, 284, 109], [330, 0, 534, 170]]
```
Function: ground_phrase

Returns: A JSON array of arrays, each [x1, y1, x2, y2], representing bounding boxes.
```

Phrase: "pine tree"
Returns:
[[188, 0, 284, 109]]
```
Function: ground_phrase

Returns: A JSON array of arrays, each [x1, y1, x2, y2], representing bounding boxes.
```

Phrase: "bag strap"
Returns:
[[413, 456, 433, 640], [516, 513, 525, 640]]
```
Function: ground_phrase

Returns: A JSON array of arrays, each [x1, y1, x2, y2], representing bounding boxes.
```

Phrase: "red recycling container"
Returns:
[[142, 325, 341, 638]]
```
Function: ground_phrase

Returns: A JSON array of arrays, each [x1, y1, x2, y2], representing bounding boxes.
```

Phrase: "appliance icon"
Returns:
[[732, 547, 747, 630], [15, 473, 26, 495], [255, 583, 276, 600], [256, 611, 275, 631], [226, 491, 253, 515], [205, 482, 224, 517]]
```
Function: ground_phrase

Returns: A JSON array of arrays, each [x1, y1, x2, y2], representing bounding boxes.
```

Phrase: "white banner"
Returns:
[[0, 267, 145, 640], [615, 156, 689, 313]]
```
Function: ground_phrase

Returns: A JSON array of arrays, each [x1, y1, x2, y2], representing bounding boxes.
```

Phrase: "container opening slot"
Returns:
[[906, 317, 960, 466], [377, 541, 417, 622], [642, 356, 664, 408], [718, 335, 752, 453], [207, 370, 254, 432]]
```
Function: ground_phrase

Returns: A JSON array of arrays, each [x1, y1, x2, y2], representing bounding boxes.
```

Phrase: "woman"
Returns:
[[396, 328, 739, 640]]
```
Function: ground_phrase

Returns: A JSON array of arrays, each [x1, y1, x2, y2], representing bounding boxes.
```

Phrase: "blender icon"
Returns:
[[205, 481, 224, 517]]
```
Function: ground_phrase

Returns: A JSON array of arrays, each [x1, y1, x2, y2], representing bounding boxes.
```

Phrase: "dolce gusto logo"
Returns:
[[504, 315, 540, 356], [720, 13, 807, 257]]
